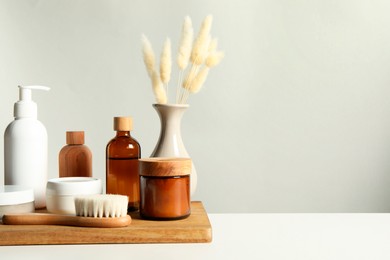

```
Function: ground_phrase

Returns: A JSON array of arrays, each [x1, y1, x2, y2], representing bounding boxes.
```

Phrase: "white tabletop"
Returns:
[[1, 213, 390, 259]]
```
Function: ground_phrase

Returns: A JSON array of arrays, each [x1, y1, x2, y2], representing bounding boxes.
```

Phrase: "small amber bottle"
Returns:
[[106, 117, 141, 212], [139, 158, 191, 220], [59, 131, 92, 177]]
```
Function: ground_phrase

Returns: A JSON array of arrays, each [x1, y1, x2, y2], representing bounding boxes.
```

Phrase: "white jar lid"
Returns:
[[0, 185, 34, 206], [46, 177, 102, 196]]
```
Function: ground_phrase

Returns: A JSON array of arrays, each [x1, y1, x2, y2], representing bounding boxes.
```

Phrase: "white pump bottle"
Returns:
[[4, 85, 50, 209]]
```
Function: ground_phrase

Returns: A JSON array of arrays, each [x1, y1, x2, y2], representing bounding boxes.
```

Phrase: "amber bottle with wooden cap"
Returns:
[[106, 117, 141, 212], [59, 131, 92, 177], [139, 158, 191, 220]]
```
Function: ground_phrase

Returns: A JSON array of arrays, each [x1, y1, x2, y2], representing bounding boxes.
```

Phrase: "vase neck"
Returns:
[[151, 104, 189, 158], [154, 104, 188, 123]]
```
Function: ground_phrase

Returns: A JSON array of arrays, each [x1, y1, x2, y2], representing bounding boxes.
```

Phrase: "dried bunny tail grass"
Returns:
[[208, 38, 218, 53], [141, 34, 156, 78], [206, 51, 224, 67], [177, 16, 194, 70], [160, 37, 172, 84], [191, 15, 213, 65], [182, 69, 196, 90], [191, 34, 211, 66], [189, 67, 210, 94], [152, 71, 167, 104]]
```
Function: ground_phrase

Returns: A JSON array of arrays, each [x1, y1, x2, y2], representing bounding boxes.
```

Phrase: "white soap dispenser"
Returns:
[[4, 85, 50, 209]]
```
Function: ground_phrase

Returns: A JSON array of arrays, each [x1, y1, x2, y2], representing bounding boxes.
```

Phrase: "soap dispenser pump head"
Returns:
[[14, 85, 50, 118]]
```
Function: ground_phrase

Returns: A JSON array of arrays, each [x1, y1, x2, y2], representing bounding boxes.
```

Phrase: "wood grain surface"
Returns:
[[0, 201, 212, 246]]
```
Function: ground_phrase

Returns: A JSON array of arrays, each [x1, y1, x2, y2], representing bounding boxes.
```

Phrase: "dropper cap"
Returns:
[[66, 131, 85, 145], [114, 117, 133, 131]]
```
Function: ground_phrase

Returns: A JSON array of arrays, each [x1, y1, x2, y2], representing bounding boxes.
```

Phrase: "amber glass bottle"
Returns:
[[59, 131, 92, 177], [106, 117, 141, 212]]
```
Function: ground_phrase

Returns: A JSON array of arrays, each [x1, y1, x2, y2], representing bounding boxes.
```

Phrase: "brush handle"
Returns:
[[2, 213, 131, 228]]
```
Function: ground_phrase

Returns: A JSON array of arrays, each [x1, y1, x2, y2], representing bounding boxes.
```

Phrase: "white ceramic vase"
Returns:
[[150, 104, 197, 196]]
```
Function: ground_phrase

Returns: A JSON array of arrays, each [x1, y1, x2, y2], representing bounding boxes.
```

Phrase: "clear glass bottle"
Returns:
[[59, 131, 92, 178], [106, 117, 141, 212]]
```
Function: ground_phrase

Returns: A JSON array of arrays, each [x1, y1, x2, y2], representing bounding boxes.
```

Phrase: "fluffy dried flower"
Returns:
[[152, 71, 167, 104], [160, 38, 172, 84], [190, 15, 213, 65], [208, 38, 218, 53], [142, 15, 223, 104], [206, 51, 224, 67], [189, 67, 209, 93], [141, 34, 156, 78], [177, 16, 194, 70], [182, 69, 195, 90]]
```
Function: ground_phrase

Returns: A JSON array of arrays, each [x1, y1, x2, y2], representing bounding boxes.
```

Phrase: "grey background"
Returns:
[[1, 0, 390, 213]]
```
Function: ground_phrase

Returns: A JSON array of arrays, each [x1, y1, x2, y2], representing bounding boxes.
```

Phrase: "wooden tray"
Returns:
[[0, 201, 212, 246]]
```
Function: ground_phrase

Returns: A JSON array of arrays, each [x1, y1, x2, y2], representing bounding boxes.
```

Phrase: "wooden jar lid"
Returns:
[[114, 117, 133, 131], [66, 131, 84, 145], [139, 158, 191, 177]]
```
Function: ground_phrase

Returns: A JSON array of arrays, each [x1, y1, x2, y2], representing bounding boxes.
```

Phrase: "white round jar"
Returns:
[[46, 177, 102, 214], [0, 185, 35, 219]]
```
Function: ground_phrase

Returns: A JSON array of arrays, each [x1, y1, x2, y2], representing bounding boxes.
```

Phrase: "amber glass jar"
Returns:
[[59, 131, 92, 177], [139, 158, 191, 220], [106, 117, 141, 212]]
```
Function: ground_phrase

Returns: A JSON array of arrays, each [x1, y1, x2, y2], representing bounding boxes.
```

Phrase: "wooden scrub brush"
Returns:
[[2, 194, 131, 228]]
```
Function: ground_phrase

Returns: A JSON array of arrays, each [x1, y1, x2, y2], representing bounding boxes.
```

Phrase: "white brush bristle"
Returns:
[[74, 194, 128, 218]]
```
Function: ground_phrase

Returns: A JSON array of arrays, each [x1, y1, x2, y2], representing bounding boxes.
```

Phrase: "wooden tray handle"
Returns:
[[2, 213, 131, 228]]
